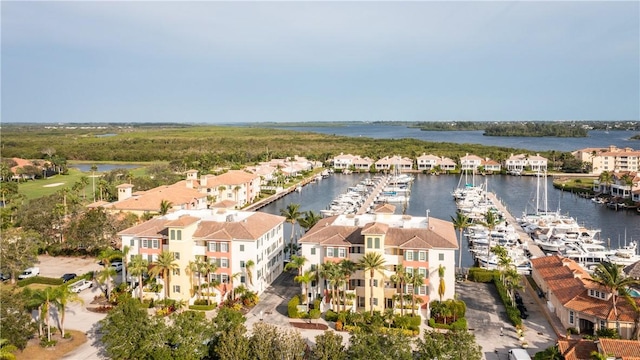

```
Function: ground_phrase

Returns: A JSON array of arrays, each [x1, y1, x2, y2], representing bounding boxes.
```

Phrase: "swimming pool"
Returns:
[[628, 288, 640, 298]]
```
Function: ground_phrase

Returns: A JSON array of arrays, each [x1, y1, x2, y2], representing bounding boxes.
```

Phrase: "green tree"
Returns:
[[201, 260, 219, 304], [347, 330, 413, 360], [294, 269, 315, 310], [390, 264, 408, 316], [98, 247, 121, 299], [533, 344, 564, 360], [298, 210, 322, 232], [415, 330, 482, 360], [409, 271, 427, 316], [285, 255, 307, 276], [358, 252, 386, 315], [451, 212, 470, 275], [280, 203, 302, 248], [100, 297, 166, 360], [128, 254, 149, 302], [591, 261, 640, 324], [0, 338, 17, 360], [0, 228, 39, 284], [339, 259, 357, 312], [245, 259, 255, 288], [311, 330, 346, 360], [159, 199, 173, 215], [165, 310, 215, 360], [54, 285, 83, 336], [0, 287, 35, 350], [149, 251, 179, 299], [29, 287, 57, 342], [249, 322, 279, 360], [319, 261, 341, 311], [438, 264, 446, 302], [598, 171, 613, 194], [481, 211, 500, 257]]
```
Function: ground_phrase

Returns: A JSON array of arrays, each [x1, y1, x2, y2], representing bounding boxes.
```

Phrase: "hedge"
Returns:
[[428, 317, 467, 330], [189, 304, 217, 311], [17, 276, 63, 287], [325, 309, 339, 322], [288, 295, 301, 318], [468, 267, 499, 283], [493, 274, 522, 327]]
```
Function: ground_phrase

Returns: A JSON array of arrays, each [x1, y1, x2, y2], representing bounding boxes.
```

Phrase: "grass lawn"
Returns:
[[15, 330, 88, 360]]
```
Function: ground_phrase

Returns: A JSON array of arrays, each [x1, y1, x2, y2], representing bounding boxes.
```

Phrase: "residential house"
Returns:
[[98, 182, 208, 216], [505, 153, 548, 172], [460, 154, 483, 172], [330, 153, 374, 172], [437, 157, 457, 172], [374, 155, 414, 173], [199, 170, 262, 208], [298, 212, 458, 316], [594, 171, 640, 200], [481, 158, 502, 173], [558, 338, 640, 360], [416, 154, 440, 171], [531, 255, 640, 340], [573, 146, 640, 175], [119, 208, 286, 303]]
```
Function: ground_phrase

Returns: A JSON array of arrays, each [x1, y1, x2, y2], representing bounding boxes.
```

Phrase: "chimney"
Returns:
[[117, 184, 133, 202], [425, 209, 430, 227]]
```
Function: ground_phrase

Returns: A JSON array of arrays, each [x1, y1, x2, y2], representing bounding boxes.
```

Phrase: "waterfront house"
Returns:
[[330, 153, 374, 172], [460, 153, 483, 172], [437, 156, 457, 172], [298, 212, 458, 317], [98, 182, 208, 216], [531, 255, 640, 340], [481, 158, 502, 173], [609, 171, 639, 200], [586, 146, 640, 175], [505, 153, 548, 172], [118, 208, 286, 303], [558, 338, 640, 360], [375, 155, 414, 173], [416, 154, 440, 171]]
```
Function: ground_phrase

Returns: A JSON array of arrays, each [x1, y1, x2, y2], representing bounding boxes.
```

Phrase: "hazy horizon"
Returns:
[[3, 1, 639, 124]]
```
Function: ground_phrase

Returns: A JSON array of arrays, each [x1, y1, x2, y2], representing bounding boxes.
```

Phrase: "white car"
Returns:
[[18, 267, 40, 280], [70, 279, 93, 293]]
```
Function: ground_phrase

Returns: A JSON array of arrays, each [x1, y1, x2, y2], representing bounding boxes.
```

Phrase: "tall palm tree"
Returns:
[[186, 260, 199, 299], [408, 271, 426, 316], [201, 261, 219, 304], [598, 171, 614, 194], [319, 261, 340, 311], [285, 255, 307, 276], [437, 264, 446, 302], [591, 261, 640, 323], [481, 211, 500, 257], [149, 251, 179, 299], [233, 185, 242, 206], [450, 212, 470, 275], [98, 248, 121, 299], [54, 285, 83, 336], [295, 269, 315, 310], [339, 259, 357, 312], [280, 203, 302, 246], [128, 254, 149, 302], [298, 211, 322, 232], [245, 259, 255, 289], [390, 264, 408, 316], [159, 199, 173, 216], [90, 164, 98, 202], [358, 252, 386, 315], [121, 245, 131, 284], [30, 287, 57, 342]]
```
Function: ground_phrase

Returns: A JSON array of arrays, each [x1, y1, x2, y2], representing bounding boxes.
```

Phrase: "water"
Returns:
[[259, 174, 640, 266], [270, 124, 639, 152], [70, 163, 142, 172]]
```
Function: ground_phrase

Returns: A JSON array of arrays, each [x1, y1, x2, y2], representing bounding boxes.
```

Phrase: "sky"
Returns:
[[2, 1, 639, 124]]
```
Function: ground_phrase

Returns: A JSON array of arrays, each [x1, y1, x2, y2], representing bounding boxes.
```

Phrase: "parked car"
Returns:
[[110, 262, 123, 272], [18, 267, 40, 280], [70, 279, 93, 293], [61, 273, 77, 283], [0, 273, 11, 282]]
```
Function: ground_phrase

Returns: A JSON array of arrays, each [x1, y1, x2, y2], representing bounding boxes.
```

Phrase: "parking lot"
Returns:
[[35, 255, 104, 278]]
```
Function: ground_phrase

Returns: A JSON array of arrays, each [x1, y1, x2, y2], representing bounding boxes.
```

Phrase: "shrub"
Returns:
[[467, 268, 498, 283], [493, 274, 522, 326], [596, 328, 621, 339], [335, 320, 343, 331], [17, 276, 64, 287], [566, 327, 579, 335], [394, 314, 421, 331], [325, 309, 339, 322], [194, 299, 211, 306], [288, 295, 301, 318]]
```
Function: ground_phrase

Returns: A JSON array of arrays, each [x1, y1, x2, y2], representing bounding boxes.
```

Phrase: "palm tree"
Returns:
[[54, 285, 83, 336], [598, 171, 614, 194], [437, 264, 446, 302], [481, 211, 500, 257], [622, 288, 640, 340], [128, 254, 149, 302], [504, 267, 523, 305], [408, 271, 426, 316], [450, 212, 470, 276], [245, 259, 255, 289], [298, 210, 322, 232], [98, 266, 118, 300], [285, 255, 307, 276], [149, 251, 179, 299], [390, 264, 408, 315], [295, 269, 315, 310], [280, 203, 302, 247], [319, 262, 341, 311], [0, 338, 17, 360], [233, 185, 242, 206], [121, 245, 130, 284], [358, 252, 386, 315], [339, 259, 357, 312], [90, 164, 98, 202], [186, 260, 199, 299], [201, 261, 219, 304], [159, 199, 173, 215], [591, 261, 640, 324], [30, 287, 57, 341], [98, 248, 121, 299]]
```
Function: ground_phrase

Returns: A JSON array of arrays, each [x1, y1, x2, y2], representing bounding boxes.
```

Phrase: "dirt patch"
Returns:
[[290, 321, 328, 330], [15, 329, 87, 360]]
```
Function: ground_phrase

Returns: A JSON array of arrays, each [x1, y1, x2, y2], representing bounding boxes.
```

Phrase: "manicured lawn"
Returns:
[[15, 330, 87, 360]]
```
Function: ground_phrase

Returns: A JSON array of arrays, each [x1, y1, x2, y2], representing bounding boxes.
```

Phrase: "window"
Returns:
[[142, 239, 149, 248], [374, 238, 380, 249], [240, 245, 245, 252], [406, 267, 414, 276], [439, 253, 444, 261], [130, 239, 135, 247], [589, 289, 594, 297], [419, 251, 427, 261], [418, 268, 427, 277], [152, 239, 159, 249], [600, 320, 606, 329], [326, 247, 334, 257], [170, 229, 181, 241], [221, 243, 229, 253], [240, 275, 246, 284], [372, 279, 378, 287], [173, 285, 181, 293], [367, 237, 373, 248], [569, 311, 574, 324], [173, 252, 180, 260], [311, 248, 316, 255], [338, 248, 346, 258], [600, 292, 606, 299], [358, 296, 365, 307], [405, 251, 413, 261], [221, 258, 229, 268], [172, 268, 180, 276], [240, 261, 246, 268], [372, 297, 378, 306]]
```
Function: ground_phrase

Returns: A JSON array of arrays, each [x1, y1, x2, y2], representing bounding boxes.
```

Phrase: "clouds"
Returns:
[[2, 1, 638, 123]]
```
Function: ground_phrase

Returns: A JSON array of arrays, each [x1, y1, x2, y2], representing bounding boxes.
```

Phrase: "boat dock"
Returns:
[[356, 177, 389, 215], [485, 192, 546, 259]]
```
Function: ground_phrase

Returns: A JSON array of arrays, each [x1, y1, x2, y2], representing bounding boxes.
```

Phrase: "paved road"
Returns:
[[457, 280, 556, 360]]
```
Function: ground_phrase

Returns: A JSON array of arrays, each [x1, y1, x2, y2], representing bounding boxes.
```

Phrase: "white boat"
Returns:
[[607, 241, 640, 266]]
